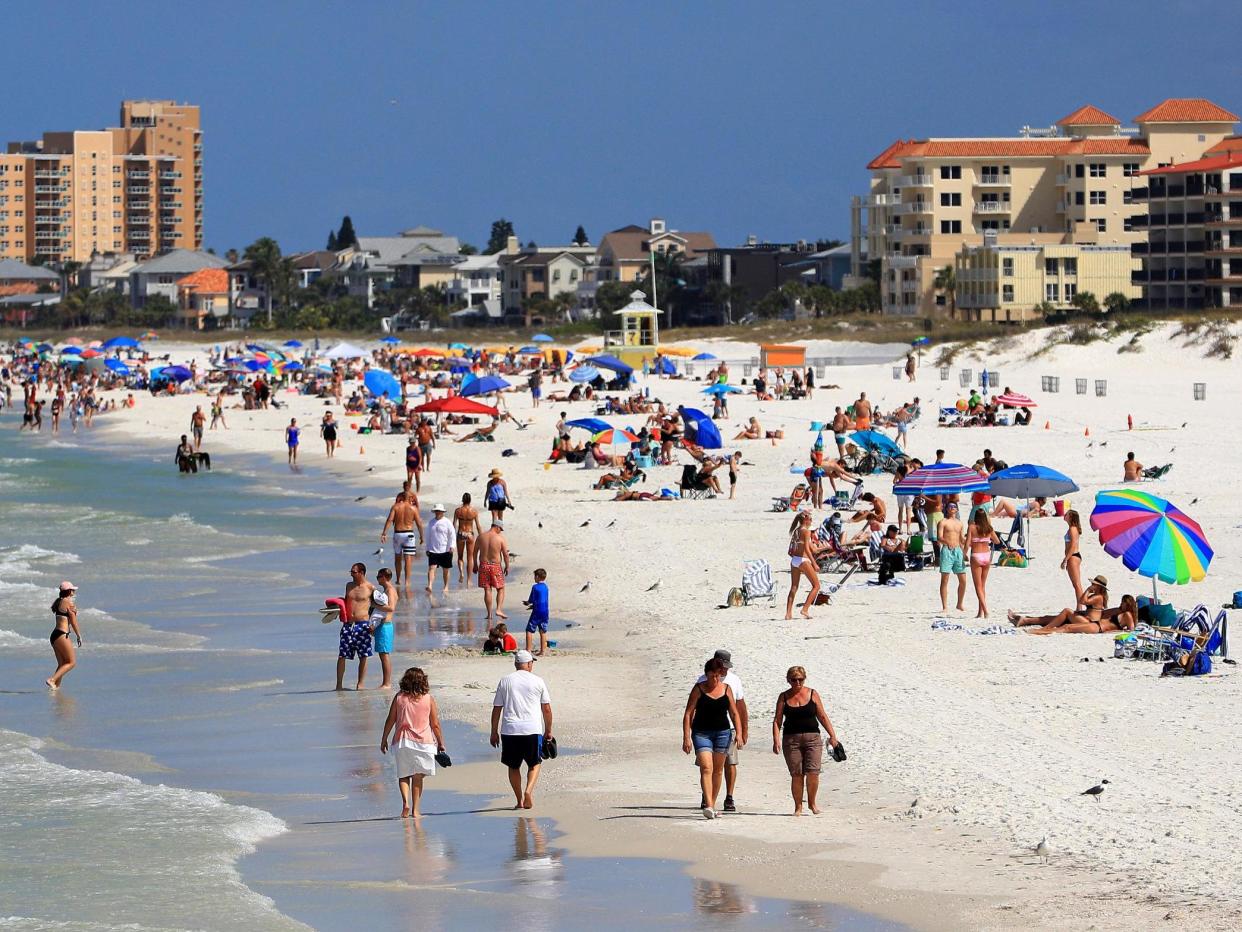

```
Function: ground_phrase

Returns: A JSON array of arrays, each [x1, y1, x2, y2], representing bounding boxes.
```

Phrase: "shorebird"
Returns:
[[578, 582, 590, 594], [1034, 837, 1050, 863], [354, 495, 366, 502], [606, 520, 616, 529], [579, 519, 590, 527], [538, 521, 543, 528], [1081, 783, 1105, 802], [646, 580, 661, 592]]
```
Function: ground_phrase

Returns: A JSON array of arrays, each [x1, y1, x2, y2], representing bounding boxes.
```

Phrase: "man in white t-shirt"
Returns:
[[491, 650, 553, 809], [424, 504, 455, 594], [694, 649, 748, 812]]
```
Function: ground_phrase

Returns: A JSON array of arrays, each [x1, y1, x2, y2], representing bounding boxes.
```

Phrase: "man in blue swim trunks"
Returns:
[[936, 502, 967, 613], [370, 567, 398, 689], [337, 563, 374, 690]]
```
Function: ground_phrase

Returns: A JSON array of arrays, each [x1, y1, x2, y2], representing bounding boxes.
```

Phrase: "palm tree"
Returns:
[[243, 237, 283, 324], [933, 265, 957, 319]]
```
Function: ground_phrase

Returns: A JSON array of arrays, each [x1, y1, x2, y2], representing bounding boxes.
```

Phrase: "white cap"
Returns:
[[514, 649, 536, 664], [433, 503, 446, 512]]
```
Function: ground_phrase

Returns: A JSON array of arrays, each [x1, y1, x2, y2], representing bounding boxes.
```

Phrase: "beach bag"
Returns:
[[1233, 591, 1242, 609], [907, 534, 925, 556], [998, 551, 1028, 568], [726, 587, 745, 608]]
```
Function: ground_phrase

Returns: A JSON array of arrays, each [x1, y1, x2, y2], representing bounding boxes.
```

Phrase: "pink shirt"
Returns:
[[393, 692, 433, 744]]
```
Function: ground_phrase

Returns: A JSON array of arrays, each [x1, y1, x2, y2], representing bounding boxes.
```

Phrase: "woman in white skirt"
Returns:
[[380, 667, 446, 818]]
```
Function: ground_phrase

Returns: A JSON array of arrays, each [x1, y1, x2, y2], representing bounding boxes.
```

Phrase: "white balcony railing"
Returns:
[[888, 255, 919, 269], [973, 201, 1012, 214], [975, 175, 1011, 187], [900, 174, 933, 188]]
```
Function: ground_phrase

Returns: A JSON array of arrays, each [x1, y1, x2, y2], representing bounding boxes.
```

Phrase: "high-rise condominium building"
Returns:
[[0, 100, 202, 265], [859, 98, 1238, 318]]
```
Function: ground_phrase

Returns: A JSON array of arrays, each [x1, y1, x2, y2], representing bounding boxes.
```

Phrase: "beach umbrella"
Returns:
[[58, 354, 84, 365], [64, 337, 83, 346], [161, 365, 193, 383], [102, 336, 139, 349], [654, 356, 676, 376], [532, 333, 554, 342], [459, 374, 511, 397], [59, 345, 83, 355], [693, 352, 717, 360], [363, 369, 402, 399], [412, 348, 444, 358], [414, 395, 498, 416], [592, 427, 641, 446], [565, 417, 613, 434], [283, 361, 303, 371], [1090, 490, 1212, 601], [36, 342, 53, 353], [517, 345, 542, 355], [989, 464, 1079, 553], [141, 331, 159, 340], [678, 407, 722, 450], [849, 429, 903, 458], [379, 336, 400, 345], [449, 342, 470, 350], [583, 354, 634, 376], [105, 358, 131, 376], [569, 365, 599, 384], [894, 463, 988, 497], [283, 339, 303, 348], [701, 383, 742, 396], [80, 349, 102, 359], [323, 341, 367, 359], [995, 392, 1036, 408]]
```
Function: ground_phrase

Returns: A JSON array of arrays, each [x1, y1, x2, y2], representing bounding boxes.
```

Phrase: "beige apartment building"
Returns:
[[862, 99, 1238, 317], [0, 100, 202, 265]]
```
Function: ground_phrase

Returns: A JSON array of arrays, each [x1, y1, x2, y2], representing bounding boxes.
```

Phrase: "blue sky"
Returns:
[[9, 1, 1238, 253]]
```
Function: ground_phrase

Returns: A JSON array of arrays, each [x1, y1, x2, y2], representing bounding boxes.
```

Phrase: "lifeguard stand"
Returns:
[[604, 290, 661, 369]]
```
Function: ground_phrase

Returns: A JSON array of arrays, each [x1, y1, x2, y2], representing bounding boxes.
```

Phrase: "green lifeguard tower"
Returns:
[[604, 289, 660, 369]]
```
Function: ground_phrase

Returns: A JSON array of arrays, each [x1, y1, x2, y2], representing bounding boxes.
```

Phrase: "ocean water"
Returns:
[[0, 424, 899, 931]]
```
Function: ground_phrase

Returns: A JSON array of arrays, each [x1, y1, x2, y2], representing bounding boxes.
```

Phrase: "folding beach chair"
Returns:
[[771, 482, 808, 512], [1142, 464, 1173, 480], [678, 464, 714, 499], [727, 559, 779, 607]]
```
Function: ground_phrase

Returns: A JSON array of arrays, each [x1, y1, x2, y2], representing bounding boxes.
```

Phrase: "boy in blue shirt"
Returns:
[[523, 568, 550, 655]]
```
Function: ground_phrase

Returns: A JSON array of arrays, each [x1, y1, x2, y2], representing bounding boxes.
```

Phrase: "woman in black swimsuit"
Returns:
[[47, 581, 81, 689], [1060, 509, 1084, 601], [321, 413, 338, 458]]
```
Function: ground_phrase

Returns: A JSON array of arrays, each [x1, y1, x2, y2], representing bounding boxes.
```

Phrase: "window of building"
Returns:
[[1075, 163, 1085, 178], [1123, 190, 1133, 204], [1064, 282, 1077, 301], [552, 269, 561, 282], [940, 192, 961, 206], [1002, 257, 1014, 276], [939, 219, 961, 234], [113, 226, 121, 234], [1123, 217, 1134, 232], [1089, 163, 1106, 178], [981, 220, 1000, 231], [1095, 218, 1107, 232], [570, 270, 579, 282], [1090, 191, 1107, 205], [1045, 258, 1058, 275], [935, 294, 946, 306], [1074, 191, 1085, 206], [940, 165, 961, 179], [1064, 258, 1078, 275], [1123, 163, 1140, 177], [1002, 284, 1014, 302], [1046, 283, 1059, 302]]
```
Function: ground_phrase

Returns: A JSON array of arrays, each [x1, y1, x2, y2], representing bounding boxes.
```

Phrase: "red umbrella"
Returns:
[[414, 395, 498, 416], [80, 348, 103, 359], [413, 348, 444, 358], [995, 392, 1036, 407]]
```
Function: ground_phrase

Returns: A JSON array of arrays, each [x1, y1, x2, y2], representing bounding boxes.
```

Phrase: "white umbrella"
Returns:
[[323, 342, 367, 359]]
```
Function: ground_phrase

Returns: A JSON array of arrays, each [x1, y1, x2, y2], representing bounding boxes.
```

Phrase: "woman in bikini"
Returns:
[[1009, 575, 1109, 633], [1061, 509, 1084, 601], [967, 509, 1001, 619], [784, 511, 822, 620], [47, 581, 81, 689]]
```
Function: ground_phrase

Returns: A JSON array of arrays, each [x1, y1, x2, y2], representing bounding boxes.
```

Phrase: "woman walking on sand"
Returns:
[[380, 667, 447, 819], [321, 412, 338, 458], [1061, 509, 1084, 601], [772, 666, 841, 815], [47, 581, 81, 689], [967, 510, 1002, 618], [785, 510, 822, 619], [682, 657, 741, 819]]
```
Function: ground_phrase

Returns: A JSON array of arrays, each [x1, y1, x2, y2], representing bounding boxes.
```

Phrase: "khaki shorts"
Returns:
[[726, 735, 740, 767], [782, 732, 823, 775]]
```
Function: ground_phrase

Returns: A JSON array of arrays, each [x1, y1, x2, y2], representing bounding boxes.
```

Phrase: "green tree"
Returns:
[[1072, 290, 1100, 314], [243, 236, 286, 325], [933, 265, 957, 318], [327, 230, 339, 250], [594, 280, 637, 316], [138, 294, 178, 328], [704, 280, 749, 324], [865, 257, 882, 285], [486, 219, 515, 254], [335, 216, 358, 249], [1103, 291, 1130, 314], [806, 284, 837, 317], [572, 225, 589, 246], [458, 242, 478, 255]]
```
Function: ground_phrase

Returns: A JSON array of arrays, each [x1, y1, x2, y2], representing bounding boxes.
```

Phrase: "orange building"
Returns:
[[175, 267, 229, 329], [0, 100, 202, 265]]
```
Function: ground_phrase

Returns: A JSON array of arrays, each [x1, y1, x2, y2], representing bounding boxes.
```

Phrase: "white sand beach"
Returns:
[[86, 320, 1242, 930]]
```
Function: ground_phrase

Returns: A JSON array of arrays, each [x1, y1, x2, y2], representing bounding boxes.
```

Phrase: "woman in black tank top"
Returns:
[[771, 665, 841, 816], [682, 658, 741, 817]]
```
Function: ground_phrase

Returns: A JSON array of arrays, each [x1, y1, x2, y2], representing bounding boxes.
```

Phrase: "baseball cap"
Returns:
[[432, 503, 446, 512], [713, 649, 732, 668], [493, 519, 504, 529], [60, 580, 77, 591], [514, 649, 536, 664]]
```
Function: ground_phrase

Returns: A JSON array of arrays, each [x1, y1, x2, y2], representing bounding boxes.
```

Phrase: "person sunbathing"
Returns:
[[613, 489, 673, 501], [454, 417, 499, 443], [1009, 576, 1110, 633], [850, 492, 886, 524], [594, 462, 644, 490], [735, 417, 762, 440]]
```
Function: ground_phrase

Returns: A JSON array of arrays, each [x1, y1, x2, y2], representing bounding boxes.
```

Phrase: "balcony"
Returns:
[[869, 193, 900, 207], [900, 174, 933, 188], [128, 186, 150, 195], [1129, 186, 1148, 201], [1205, 213, 1242, 227], [900, 278, 921, 292], [35, 231, 63, 241], [33, 185, 66, 194], [897, 201, 934, 215], [127, 171, 150, 179], [1204, 185, 1242, 199], [975, 175, 1011, 187], [1149, 214, 1167, 227], [159, 171, 181, 180], [888, 255, 920, 269], [34, 170, 66, 179], [129, 200, 150, 209], [1205, 244, 1242, 256], [1206, 273, 1242, 285], [1131, 242, 1149, 255], [974, 201, 1011, 214]]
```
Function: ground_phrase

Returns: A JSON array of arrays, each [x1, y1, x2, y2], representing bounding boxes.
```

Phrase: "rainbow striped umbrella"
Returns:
[[893, 462, 988, 496], [592, 428, 640, 447], [1089, 489, 1212, 595]]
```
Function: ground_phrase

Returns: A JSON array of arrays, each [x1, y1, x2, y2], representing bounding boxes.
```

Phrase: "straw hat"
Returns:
[[1091, 574, 1108, 588], [489, 468, 502, 478]]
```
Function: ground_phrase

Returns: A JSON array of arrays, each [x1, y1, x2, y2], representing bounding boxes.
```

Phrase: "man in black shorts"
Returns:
[[490, 650, 553, 809]]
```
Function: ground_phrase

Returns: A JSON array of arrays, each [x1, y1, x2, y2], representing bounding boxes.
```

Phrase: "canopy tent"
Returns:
[[323, 341, 367, 359], [363, 369, 402, 399], [414, 395, 498, 416], [654, 356, 676, 375], [679, 406, 722, 449], [102, 336, 140, 350]]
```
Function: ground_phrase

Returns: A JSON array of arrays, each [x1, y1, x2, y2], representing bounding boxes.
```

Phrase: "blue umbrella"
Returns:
[[364, 369, 402, 399], [532, 334, 554, 342], [701, 384, 742, 396], [565, 417, 613, 434], [283, 339, 303, 348], [36, 343, 53, 353], [988, 463, 1078, 500], [584, 354, 634, 376], [283, 361, 304, 371], [693, 352, 717, 360], [679, 406, 722, 449], [60, 346, 83, 355], [654, 356, 676, 376], [517, 345, 542, 355], [102, 336, 140, 349], [849, 429, 902, 458], [460, 374, 511, 397], [245, 343, 271, 353], [379, 336, 400, 345], [161, 365, 193, 383], [105, 358, 131, 376], [569, 366, 599, 384], [449, 342, 471, 350]]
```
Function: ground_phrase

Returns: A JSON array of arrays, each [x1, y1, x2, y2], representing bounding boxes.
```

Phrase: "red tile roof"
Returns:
[[1134, 98, 1239, 124], [899, 138, 1148, 159], [1056, 105, 1121, 126], [1205, 135, 1242, 154], [1140, 151, 1242, 176], [176, 268, 229, 293], [866, 139, 918, 170]]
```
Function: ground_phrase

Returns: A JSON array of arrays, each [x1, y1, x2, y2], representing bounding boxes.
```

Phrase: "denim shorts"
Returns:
[[692, 729, 733, 754]]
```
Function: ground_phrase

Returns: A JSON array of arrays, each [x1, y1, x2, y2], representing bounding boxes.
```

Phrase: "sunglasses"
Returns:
[[788, 677, 805, 682]]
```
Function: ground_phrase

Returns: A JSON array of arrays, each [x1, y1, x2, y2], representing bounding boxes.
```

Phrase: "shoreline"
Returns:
[[27, 323, 1242, 930]]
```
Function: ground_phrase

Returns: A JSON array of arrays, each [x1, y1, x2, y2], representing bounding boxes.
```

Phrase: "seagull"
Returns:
[[579, 519, 591, 528], [354, 495, 366, 502], [1034, 837, 1050, 863], [1086, 441, 1094, 448], [606, 520, 616, 529], [372, 548, 383, 556], [646, 579, 661, 592], [1190, 497, 1199, 505], [1099, 441, 1108, 447], [578, 582, 591, 594], [1181, 421, 1188, 428], [538, 521, 543, 529], [366, 467, 374, 472], [1081, 783, 1105, 802], [1169, 446, 1176, 453], [471, 476, 478, 483]]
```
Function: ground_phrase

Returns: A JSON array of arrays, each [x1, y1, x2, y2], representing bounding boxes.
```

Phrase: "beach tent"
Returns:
[[583, 354, 634, 376], [565, 417, 613, 434], [850, 429, 902, 458], [414, 396, 498, 416], [459, 374, 511, 397], [102, 336, 139, 350], [654, 356, 676, 376], [679, 406, 722, 449], [363, 369, 402, 399], [323, 341, 367, 359]]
